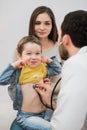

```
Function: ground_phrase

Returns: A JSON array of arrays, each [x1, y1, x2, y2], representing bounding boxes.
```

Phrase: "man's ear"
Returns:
[[62, 34, 70, 46]]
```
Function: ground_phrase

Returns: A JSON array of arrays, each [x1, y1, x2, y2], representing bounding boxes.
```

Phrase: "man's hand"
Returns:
[[35, 78, 53, 107]]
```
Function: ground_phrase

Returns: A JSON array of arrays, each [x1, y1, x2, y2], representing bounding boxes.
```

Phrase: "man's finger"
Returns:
[[35, 87, 44, 96]]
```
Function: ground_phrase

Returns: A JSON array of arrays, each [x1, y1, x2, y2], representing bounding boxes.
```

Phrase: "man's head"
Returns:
[[58, 10, 87, 60]]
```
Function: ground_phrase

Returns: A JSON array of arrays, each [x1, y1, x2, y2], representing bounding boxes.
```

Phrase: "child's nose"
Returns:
[[32, 54, 36, 59]]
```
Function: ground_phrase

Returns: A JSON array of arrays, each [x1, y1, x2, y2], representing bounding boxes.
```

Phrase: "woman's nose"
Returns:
[[40, 24, 45, 30]]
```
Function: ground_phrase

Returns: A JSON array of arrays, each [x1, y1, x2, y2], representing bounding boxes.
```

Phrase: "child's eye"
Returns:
[[27, 53, 31, 55], [36, 52, 41, 55]]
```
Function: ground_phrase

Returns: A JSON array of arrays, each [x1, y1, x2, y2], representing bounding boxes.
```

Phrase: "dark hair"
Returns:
[[61, 10, 87, 48], [28, 6, 58, 43], [17, 35, 42, 55]]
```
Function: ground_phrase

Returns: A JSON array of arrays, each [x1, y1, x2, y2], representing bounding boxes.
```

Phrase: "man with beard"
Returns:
[[35, 10, 87, 130]]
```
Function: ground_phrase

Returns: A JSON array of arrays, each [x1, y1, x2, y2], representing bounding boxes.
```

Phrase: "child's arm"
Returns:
[[0, 58, 28, 85], [0, 59, 25, 85], [0, 64, 19, 85], [46, 56, 62, 77]]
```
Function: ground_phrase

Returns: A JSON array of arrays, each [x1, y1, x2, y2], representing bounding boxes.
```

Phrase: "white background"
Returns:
[[0, 0, 87, 129]]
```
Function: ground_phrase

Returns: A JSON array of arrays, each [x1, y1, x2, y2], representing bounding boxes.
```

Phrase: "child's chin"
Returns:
[[30, 65, 37, 68]]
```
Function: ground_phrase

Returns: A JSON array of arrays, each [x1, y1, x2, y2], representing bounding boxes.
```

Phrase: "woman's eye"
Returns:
[[45, 22, 51, 25], [35, 21, 40, 25]]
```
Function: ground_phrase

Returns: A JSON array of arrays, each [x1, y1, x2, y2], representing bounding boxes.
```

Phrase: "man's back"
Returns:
[[51, 46, 87, 130]]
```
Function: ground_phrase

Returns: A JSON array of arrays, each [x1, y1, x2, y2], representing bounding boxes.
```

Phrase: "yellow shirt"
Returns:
[[19, 63, 47, 84]]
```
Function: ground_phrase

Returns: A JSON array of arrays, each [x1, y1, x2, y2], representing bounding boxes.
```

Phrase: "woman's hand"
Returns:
[[35, 78, 53, 106]]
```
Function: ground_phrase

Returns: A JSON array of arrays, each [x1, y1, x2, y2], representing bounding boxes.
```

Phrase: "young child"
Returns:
[[0, 35, 61, 129]]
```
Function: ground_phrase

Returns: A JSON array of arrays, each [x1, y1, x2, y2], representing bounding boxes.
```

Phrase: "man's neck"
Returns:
[[69, 46, 80, 57]]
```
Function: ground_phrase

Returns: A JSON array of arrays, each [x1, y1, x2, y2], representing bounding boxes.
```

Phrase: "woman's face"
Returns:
[[34, 13, 52, 39]]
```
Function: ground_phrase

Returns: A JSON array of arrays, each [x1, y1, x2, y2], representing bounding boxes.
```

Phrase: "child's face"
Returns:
[[19, 42, 42, 68]]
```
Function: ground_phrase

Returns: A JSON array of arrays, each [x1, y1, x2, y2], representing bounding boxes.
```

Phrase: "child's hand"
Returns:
[[41, 56, 52, 63], [11, 60, 27, 68]]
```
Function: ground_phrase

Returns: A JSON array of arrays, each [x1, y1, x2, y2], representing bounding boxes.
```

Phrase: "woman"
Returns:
[[29, 6, 61, 62], [10, 6, 61, 130]]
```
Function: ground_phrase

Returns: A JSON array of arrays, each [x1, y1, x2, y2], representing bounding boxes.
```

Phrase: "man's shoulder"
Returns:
[[62, 51, 87, 78]]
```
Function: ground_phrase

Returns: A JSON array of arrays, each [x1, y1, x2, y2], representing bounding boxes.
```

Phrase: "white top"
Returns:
[[51, 46, 87, 130], [42, 42, 61, 63]]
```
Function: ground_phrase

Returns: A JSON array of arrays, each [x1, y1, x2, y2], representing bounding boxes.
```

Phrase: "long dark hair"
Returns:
[[28, 6, 58, 43]]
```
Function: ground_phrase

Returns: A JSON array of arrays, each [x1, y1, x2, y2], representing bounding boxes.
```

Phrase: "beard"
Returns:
[[59, 43, 69, 60]]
